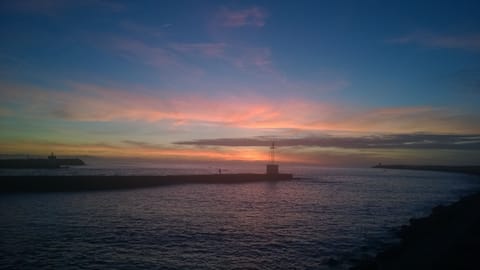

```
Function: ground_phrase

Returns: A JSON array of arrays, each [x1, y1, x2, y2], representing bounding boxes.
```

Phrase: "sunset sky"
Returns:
[[1, 0, 479, 166]]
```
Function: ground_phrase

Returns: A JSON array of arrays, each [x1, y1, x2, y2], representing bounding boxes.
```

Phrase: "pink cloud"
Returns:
[[217, 7, 268, 27], [1, 81, 479, 134]]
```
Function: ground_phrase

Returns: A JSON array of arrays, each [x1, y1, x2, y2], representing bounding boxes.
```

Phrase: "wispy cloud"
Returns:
[[109, 37, 178, 69], [175, 134, 480, 150], [170, 43, 227, 57], [96, 34, 274, 75], [230, 47, 272, 70], [217, 7, 268, 27], [387, 31, 480, 51], [102, 36, 203, 76]]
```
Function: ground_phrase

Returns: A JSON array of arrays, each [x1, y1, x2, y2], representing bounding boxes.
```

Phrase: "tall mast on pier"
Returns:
[[266, 142, 279, 175], [270, 142, 275, 164]]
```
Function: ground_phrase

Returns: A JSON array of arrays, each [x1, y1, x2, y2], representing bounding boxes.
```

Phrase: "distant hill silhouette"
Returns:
[[373, 164, 480, 175], [0, 157, 85, 169]]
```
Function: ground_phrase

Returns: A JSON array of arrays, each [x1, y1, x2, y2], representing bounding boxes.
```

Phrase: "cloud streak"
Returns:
[[108, 37, 185, 70], [175, 134, 480, 150], [217, 7, 268, 27], [388, 31, 480, 51], [0, 139, 269, 162], [170, 42, 227, 57], [96, 34, 276, 76]]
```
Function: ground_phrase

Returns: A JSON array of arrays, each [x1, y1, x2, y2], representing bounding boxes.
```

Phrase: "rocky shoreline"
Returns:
[[352, 166, 480, 270]]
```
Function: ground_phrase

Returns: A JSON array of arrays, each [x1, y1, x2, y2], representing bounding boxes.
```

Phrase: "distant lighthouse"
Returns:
[[266, 142, 279, 175]]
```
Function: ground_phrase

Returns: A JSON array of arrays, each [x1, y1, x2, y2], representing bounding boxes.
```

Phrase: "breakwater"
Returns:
[[0, 173, 294, 192]]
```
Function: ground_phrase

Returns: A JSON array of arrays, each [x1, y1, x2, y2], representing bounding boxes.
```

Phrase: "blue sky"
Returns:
[[0, 0, 479, 165]]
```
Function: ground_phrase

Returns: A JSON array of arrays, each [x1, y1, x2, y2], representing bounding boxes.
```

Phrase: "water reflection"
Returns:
[[1, 168, 479, 269]]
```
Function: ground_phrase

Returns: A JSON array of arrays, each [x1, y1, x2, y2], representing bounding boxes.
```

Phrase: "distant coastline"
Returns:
[[0, 156, 85, 169], [373, 164, 480, 176]]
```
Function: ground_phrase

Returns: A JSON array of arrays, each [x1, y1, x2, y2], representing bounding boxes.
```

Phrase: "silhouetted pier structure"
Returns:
[[266, 142, 279, 175], [0, 146, 294, 192], [0, 173, 294, 192], [0, 153, 85, 169]]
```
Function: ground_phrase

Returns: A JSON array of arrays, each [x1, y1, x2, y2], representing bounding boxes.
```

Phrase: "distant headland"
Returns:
[[373, 164, 480, 176], [0, 153, 85, 169]]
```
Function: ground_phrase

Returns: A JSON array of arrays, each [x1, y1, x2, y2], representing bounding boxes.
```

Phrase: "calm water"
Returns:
[[1, 163, 479, 269]]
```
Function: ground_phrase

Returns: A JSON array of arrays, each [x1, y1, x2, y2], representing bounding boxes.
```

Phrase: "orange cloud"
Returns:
[[0, 140, 281, 163], [1, 81, 479, 135]]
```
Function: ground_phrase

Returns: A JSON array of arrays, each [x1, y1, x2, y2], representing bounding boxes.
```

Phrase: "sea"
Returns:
[[1, 159, 479, 269]]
